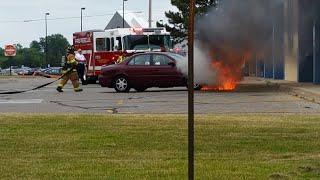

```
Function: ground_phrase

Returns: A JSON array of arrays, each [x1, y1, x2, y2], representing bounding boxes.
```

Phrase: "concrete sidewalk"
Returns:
[[242, 77, 320, 104], [280, 83, 320, 104]]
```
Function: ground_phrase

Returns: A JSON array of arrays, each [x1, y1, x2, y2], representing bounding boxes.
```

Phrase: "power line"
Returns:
[[0, 11, 143, 24]]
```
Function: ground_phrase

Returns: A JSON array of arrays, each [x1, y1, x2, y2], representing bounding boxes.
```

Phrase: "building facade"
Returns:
[[248, 0, 320, 84]]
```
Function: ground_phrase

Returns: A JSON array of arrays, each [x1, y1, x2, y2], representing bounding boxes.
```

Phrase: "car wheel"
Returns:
[[114, 76, 131, 92], [194, 83, 202, 90], [134, 87, 147, 92], [186, 83, 202, 90]]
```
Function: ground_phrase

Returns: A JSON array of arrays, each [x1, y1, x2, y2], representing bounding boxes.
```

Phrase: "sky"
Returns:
[[0, 0, 177, 48]]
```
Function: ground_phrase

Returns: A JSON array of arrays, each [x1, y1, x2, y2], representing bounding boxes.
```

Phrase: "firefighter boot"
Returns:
[[56, 86, 63, 92], [74, 88, 83, 92]]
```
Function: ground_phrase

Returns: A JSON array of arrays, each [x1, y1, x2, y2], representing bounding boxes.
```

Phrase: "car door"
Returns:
[[125, 54, 157, 87], [151, 54, 184, 87]]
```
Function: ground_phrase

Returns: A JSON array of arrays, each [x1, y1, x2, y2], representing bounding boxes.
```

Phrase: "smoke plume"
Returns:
[[177, 0, 283, 87]]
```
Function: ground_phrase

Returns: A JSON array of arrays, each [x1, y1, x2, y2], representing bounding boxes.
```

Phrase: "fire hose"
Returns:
[[0, 69, 72, 95]]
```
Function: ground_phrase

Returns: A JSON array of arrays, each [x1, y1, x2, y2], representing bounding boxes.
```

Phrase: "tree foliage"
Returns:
[[39, 34, 70, 67], [163, 0, 218, 43]]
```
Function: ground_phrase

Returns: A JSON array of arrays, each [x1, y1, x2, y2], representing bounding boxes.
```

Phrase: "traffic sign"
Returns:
[[4, 45, 16, 57]]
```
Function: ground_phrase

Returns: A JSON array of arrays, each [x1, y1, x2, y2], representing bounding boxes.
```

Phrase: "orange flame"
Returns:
[[201, 47, 252, 91]]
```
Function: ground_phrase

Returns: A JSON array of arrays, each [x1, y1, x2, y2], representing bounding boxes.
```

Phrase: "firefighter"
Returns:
[[56, 46, 83, 92], [116, 54, 126, 64]]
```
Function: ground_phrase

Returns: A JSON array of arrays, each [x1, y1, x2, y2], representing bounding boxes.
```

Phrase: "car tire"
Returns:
[[114, 76, 131, 92], [134, 87, 147, 92], [194, 84, 202, 91], [186, 83, 202, 90]]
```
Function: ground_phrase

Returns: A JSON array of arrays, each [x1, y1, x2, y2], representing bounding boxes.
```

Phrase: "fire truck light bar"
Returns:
[[130, 28, 143, 33]]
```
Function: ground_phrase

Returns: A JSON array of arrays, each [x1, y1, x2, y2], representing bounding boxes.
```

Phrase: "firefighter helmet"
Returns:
[[67, 46, 75, 54]]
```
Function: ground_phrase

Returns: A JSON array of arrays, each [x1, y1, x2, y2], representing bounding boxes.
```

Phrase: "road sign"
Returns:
[[4, 45, 16, 57]]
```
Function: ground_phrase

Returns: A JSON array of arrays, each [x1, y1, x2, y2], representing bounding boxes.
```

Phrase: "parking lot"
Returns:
[[0, 77, 320, 114]]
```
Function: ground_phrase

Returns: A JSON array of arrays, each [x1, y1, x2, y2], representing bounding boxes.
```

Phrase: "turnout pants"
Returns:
[[57, 71, 81, 91], [76, 63, 86, 85]]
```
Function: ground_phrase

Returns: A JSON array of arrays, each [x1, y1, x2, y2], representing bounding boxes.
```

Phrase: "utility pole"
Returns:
[[149, 0, 152, 28], [272, 23, 275, 79], [45, 12, 50, 67], [81, 7, 85, 31], [313, 19, 317, 83], [188, 0, 195, 179], [123, 0, 127, 28]]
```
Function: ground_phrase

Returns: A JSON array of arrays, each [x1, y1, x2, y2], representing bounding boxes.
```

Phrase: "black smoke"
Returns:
[[197, 0, 283, 54]]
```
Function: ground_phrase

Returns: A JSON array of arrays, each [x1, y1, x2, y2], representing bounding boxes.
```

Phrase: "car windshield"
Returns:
[[123, 35, 172, 50], [124, 35, 148, 50]]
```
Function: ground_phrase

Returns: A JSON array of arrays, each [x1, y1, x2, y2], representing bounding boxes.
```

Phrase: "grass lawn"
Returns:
[[0, 114, 319, 179]]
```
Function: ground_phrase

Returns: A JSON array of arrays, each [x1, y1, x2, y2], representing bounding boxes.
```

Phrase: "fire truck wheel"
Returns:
[[134, 87, 147, 92], [114, 76, 131, 92], [87, 76, 97, 84]]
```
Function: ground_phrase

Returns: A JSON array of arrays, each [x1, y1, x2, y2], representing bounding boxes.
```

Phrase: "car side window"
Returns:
[[128, 58, 135, 65], [152, 55, 172, 66], [128, 55, 151, 66]]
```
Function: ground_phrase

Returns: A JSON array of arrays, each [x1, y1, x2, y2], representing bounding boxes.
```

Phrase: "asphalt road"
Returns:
[[0, 77, 319, 114]]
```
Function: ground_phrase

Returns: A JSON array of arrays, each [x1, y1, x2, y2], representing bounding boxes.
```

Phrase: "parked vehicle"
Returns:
[[33, 67, 62, 78], [16, 67, 34, 75], [1, 66, 19, 75], [99, 52, 191, 92]]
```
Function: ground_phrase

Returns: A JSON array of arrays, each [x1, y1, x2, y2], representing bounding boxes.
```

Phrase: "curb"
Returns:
[[280, 84, 320, 104]]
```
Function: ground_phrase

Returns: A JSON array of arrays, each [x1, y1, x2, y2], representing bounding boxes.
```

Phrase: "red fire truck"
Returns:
[[73, 27, 172, 83]]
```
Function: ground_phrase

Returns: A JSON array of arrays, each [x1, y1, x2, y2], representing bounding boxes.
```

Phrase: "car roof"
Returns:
[[129, 52, 178, 58], [141, 52, 173, 55]]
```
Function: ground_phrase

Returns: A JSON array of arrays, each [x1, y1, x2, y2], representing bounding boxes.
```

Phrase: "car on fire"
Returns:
[[99, 52, 198, 92]]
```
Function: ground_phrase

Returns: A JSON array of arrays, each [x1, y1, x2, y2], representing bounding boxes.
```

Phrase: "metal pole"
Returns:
[[255, 53, 258, 77], [149, 0, 152, 28], [272, 23, 275, 79], [81, 7, 85, 31], [313, 19, 316, 83], [188, 0, 195, 179], [45, 13, 49, 67], [81, 9, 82, 31], [123, 0, 125, 28]]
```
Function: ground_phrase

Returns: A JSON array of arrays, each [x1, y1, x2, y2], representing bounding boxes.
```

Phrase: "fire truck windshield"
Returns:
[[124, 35, 171, 51]]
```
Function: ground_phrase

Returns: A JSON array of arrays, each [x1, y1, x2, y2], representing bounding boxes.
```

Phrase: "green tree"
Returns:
[[30, 41, 42, 52], [20, 48, 42, 67], [0, 48, 7, 68], [39, 34, 70, 67], [163, 0, 218, 43], [15, 44, 23, 51]]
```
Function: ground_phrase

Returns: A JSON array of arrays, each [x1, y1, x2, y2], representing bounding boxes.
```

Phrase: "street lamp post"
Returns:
[[123, 0, 127, 28], [45, 12, 50, 67], [149, 0, 152, 28], [81, 7, 85, 31], [188, 0, 195, 179]]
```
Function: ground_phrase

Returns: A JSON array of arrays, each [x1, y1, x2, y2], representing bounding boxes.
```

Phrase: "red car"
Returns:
[[99, 52, 188, 92]]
